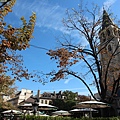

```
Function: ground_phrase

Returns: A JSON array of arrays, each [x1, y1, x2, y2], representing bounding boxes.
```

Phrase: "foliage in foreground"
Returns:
[[0, 74, 17, 109], [0, 0, 36, 81], [18, 116, 120, 120], [0, 0, 36, 109], [1, 114, 120, 120]]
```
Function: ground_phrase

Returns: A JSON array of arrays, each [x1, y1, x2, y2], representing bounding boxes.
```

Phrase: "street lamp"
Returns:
[[32, 100, 39, 116]]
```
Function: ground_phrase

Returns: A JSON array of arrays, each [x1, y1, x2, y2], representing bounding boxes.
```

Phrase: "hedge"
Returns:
[[19, 116, 120, 120]]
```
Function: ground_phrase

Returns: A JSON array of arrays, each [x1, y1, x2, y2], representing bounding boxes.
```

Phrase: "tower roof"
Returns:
[[102, 10, 113, 30]]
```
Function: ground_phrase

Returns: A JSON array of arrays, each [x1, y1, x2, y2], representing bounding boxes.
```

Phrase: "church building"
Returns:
[[99, 10, 120, 96]]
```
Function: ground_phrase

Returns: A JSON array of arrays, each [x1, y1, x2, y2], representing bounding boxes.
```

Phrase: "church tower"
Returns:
[[99, 10, 120, 96]]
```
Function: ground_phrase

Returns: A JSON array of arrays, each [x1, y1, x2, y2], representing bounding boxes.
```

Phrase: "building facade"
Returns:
[[99, 10, 120, 96], [7, 89, 33, 106]]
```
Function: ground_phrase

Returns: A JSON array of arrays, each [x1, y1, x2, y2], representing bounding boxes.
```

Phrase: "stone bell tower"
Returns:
[[99, 10, 120, 96]]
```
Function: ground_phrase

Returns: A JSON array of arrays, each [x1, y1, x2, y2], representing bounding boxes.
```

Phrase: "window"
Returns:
[[41, 100, 43, 103], [58, 95, 61, 99], [45, 100, 47, 104], [107, 29, 110, 36], [102, 33, 106, 42], [108, 44, 112, 52]]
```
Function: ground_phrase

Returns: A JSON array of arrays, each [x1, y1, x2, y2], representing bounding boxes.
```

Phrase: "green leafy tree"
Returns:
[[64, 100, 76, 111], [52, 98, 76, 111], [63, 90, 77, 100], [52, 91, 77, 110], [52, 99, 65, 110]]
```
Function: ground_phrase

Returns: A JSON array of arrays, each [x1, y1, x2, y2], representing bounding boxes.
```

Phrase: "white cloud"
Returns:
[[64, 77, 73, 84], [12, 0, 117, 33], [12, 0, 83, 40], [13, 0, 66, 32], [103, 0, 116, 10]]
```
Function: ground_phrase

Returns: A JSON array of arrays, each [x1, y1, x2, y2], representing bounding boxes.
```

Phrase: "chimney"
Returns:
[[36, 90, 40, 102], [53, 91, 56, 98]]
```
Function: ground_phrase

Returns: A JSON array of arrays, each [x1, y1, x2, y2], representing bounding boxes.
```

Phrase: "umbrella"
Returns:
[[19, 103, 56, 108], [38, 103, 56, 108], [70, 108, 98, 117], [78, 100, 109, 118], [40, 114, 49, 116], [19, 103, 57, 110], [52, 110, 71, 116], [2, 110, 21, 114], [80, 101, 107, 105], [79, 100, 109, 108], [18, 103, 32, 110], [70, 109, 82, 112], [70, 108, 98, 112]]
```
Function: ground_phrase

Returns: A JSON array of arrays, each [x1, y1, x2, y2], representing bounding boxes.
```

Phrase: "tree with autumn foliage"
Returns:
[[0, 73, 17, 110], [47, 2, 120, 109], [0, 0, 36, 81], [0, 0, 36, 111]]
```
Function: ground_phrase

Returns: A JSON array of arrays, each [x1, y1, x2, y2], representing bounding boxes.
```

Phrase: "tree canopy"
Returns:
[[62, 90, 78, 100], [52, 90, 77, 111], [0, 0, 36, 109], [47, 3, 120, 104], [0, 0, 36, 81]]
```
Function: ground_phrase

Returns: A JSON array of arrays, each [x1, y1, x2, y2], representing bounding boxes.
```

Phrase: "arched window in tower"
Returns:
[[102, 33, 106, 42], [108, 44, 112, 52], [107, 29, 110, 36]]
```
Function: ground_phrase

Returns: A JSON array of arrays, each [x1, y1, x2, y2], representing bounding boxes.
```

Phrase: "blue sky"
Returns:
[[4, 0, 120, 96]]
